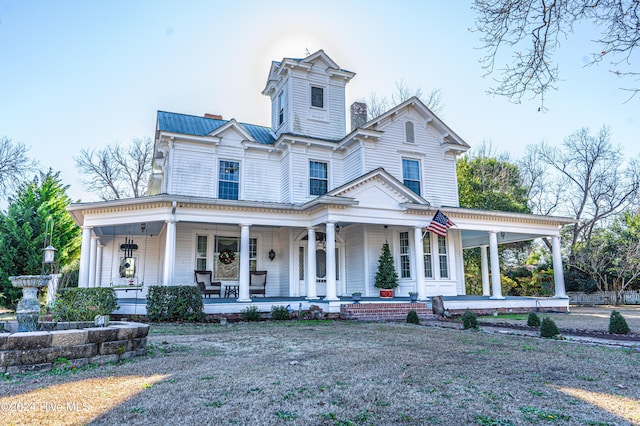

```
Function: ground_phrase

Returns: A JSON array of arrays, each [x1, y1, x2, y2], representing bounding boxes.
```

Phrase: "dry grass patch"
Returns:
[[1, 320, 639, 425]]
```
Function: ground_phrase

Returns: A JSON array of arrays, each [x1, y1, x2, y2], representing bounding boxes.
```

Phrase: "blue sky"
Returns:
[[1, 0, 637, 203]]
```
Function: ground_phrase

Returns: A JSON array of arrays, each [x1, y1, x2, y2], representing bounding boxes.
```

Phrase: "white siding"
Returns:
[[242, 151, 281, 202], [366, 226, 391, 295], [170, 144, 216, 197], [280, 150, 291, 203], [343, 224, 365, 293], [363, 108, 460, 206], [343, 146, 363, 184]]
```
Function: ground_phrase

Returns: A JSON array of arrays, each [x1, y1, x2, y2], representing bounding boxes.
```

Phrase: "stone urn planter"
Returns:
[[9, 275, 51, 332]]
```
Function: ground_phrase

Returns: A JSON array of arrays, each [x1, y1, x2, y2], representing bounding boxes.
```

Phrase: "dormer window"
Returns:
[[311, 86, 324, 108], [405, 121, 415, 143]]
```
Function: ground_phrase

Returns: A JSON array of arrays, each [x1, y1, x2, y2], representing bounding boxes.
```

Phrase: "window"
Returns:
[[423, 232, 433, 278], [438, 235, 448, 279], [402, 159, 421, 195], [399, 231, 411, 278], [196, 235, 208, 270], [219, 160, 239, 200], [278, 92, 285, 125], [311, 86, 324, 108], [310, 161, 328, 196], [405, 121, 415, 143], [249, 237, 257, 271]]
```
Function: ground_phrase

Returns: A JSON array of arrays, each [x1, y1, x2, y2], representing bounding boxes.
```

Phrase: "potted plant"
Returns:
[[374, 242, 399, 298], [351, 292, 362, 304], [408, 291, 419, 303]]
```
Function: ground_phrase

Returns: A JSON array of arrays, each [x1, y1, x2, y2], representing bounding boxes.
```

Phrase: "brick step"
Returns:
[[340, 302, 438, 321]]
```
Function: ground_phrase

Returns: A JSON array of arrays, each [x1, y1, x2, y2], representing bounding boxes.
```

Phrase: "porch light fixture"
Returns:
[[42, 218, 57, 267], [500, 232, 506, 240], [268, 249, 276, 261], [43, 245, 57, 264]]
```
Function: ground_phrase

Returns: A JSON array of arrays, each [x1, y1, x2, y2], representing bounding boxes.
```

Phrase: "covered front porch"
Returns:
[[113, 294, 570, 317]]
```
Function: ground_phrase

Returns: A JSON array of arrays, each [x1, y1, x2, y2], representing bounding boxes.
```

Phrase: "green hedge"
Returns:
[[52, 288, 118, 322], [146, 285, 205, 322]]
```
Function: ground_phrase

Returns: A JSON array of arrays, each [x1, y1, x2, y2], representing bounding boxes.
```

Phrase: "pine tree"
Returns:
[[0, 170, 81, 306], [374, 242, 399, 289]]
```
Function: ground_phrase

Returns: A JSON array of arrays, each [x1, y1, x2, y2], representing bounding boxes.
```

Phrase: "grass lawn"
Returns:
[[1, 320, 639, 425]]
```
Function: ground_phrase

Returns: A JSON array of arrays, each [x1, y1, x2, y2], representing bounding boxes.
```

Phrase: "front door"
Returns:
[[297, 240, 341, 297]]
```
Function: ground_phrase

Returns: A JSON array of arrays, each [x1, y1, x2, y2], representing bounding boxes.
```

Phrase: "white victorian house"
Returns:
[[67, 50, 574, 313]]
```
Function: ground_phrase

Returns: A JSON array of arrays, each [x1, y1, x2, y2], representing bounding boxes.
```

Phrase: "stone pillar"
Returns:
[[325, 223, 338, 301], [88, 236, 98, 288], [306, 227, 318, 300], [162, 219, 176, 286], [552, 235, 567, 298], [414, 227, 426, 300], [489, 231, 504, 299], [78, 226, 93, 288], [480, 245, 491, 296], [238, 224, 251, 302], [95, 243, 103, 287]]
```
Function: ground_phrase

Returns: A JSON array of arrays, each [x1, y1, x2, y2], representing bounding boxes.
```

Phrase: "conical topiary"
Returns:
[[406, 310, 420, 325], [374, 242, 399, 290], [540, 317, 559, 338], [461, 310, 478, 330], [527, 312, 541, 327], [609, 310, 630, 334]]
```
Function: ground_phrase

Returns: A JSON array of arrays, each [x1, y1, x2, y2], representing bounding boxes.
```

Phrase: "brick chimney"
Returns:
[[204, 113, 223, 120], [350, 102, 367, 131]]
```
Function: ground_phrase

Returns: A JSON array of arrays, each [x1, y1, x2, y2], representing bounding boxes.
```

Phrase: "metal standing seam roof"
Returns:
[[157, 111, 276, 145]]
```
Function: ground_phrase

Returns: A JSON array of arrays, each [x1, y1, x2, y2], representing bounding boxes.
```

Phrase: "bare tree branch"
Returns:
[[0, 136, 37, 198], [474, 0, 640, 107], [74, 137, 152, 200], [365, 80, 444, 120]]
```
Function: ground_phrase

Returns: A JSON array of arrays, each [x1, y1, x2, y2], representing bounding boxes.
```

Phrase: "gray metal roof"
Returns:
[[157, 111, 275, 145]]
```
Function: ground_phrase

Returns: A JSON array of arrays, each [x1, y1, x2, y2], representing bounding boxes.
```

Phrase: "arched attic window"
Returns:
[[405, 121, 415, 143]]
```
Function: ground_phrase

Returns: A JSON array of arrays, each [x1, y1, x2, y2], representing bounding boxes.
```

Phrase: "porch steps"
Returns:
[[340, 302, 437, 322]]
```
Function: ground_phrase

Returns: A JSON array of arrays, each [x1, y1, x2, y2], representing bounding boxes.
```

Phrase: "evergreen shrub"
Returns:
[[406, 310, 420, 325], [461, 310, 478, 330], [271, 305, 290, 321], [527, 312, 541, 327], [52, 288, 118, 322], [609, 310, 630, 334], [241, 306, 261, 321], [146, 285, 204, 322], [540, 317, 559, 338]]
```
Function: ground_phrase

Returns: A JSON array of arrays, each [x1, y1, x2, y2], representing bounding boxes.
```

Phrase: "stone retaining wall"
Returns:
[[0, 322, 149, 375], [340, 302, 436, 321]]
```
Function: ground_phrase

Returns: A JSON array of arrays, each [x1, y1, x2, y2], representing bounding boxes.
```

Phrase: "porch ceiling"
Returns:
[[94, 221, 165, 238], [461, 229, 549, 249]]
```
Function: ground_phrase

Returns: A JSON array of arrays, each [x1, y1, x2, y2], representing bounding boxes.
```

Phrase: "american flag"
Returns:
[[426, 210, 455, 237]]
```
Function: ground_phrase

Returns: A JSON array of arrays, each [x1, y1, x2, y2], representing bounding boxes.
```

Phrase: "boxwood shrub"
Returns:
[[147, 285, 205, 322], [609, 310, 630, 334], [52, 288, 118, 321]]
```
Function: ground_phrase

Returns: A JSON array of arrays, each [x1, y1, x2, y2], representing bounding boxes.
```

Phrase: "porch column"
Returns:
[[306, 227, 318, 300], [78, 226, 92, 288], [414, 227, 426, 300], [238, 224, 252, 302], [480, 245, 491, 296], [88, 236, 98, 288], [552, 235, 568, 298], [95, 243, 103, 287], [162, 219, 176, 286], [325, 223, 338, 301], [489, 231, 504, 299]]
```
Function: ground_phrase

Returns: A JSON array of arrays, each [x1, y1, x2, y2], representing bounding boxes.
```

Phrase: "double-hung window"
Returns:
[[311, 86, 324, 108], [423, 232, 433, 278], [219, 160, 239, 200], [278, 92, 285, 126], [309, 161, 328, 196], [402, 159, 421, 196], [196, 235, 208, 270], [399, 231, 411, 278], [438, 235, 449, 278]]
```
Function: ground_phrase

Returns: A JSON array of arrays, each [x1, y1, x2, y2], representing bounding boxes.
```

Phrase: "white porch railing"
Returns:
[[568, 291, 640, 305]]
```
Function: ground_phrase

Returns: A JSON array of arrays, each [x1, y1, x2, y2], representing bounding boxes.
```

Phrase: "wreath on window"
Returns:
[[219, 249, 235, 265]]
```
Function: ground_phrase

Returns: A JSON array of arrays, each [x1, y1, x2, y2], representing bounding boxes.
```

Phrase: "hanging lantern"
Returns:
[[43, 245, 57, 264]]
